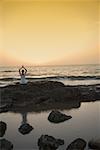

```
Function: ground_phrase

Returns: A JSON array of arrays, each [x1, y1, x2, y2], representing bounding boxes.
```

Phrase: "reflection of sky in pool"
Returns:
[[0, 101, 100, 150]]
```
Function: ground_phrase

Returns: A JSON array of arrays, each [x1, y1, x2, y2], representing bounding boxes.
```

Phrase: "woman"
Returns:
[[19, 66, 28, 84]]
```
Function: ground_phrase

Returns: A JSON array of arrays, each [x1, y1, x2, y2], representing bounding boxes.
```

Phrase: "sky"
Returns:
[[0, 0, 99, 66]]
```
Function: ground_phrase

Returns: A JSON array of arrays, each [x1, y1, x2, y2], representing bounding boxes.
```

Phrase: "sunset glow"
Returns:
[[0, 0, 99, 66]]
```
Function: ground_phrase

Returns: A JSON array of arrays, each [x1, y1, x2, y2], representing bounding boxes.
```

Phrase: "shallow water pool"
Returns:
[[0, 101, 100, 150]]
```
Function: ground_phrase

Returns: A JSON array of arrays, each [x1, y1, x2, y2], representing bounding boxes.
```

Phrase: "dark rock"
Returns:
[[0, 138, 13, 150], [88, 139, 100, 149], [95, 86, 100, 99], [66, 138, 86, 150], [0, 81, 100, 113], [18, 123, 33, 135], [50, 87, 81, 102], [0, 103, 12, 113], [0, 104, 9, 113], [35, 96, 49, 104], [48, 110, 72, 123], [38, 134, 64, 150], [0, 121, 7, 137]]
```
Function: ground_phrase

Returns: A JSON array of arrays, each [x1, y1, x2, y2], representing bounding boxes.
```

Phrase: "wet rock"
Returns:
[[95, 86, 100, 99], [18, 123, 33, 135], [38, 134, 64, 150], [88, 139, 100, 149], [48, 110, 72, 123], [1, 81, 100, 112], [35, 96, 49, 104], [0, 138, 13, 150], [0, 121, 7, 137], [0, 102, 12, 113], [66, 138, 86, 150], [0, 104, 9, 113]]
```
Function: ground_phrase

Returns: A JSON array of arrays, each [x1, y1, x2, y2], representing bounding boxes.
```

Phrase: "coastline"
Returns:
[[0, 81, 100, 113]]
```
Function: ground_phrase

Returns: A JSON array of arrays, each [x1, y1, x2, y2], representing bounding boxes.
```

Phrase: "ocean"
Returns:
[[0, 64, 100, 87]]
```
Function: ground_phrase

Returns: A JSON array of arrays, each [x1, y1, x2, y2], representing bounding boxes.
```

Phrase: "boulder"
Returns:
[[0, 121, 7, 137], [38, 134, 64, 150], [88, 139, 100, 149], [0, 138, 13, 150], [66, 138, 86, 150], [48, 110, 72, 123], [18, 123, 33, 135]]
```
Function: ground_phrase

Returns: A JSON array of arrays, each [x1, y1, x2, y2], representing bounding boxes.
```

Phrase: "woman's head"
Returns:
[[22, 69, 24, 74]]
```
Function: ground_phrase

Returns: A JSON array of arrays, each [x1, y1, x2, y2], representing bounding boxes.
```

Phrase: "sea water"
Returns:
[[0, 64, 100, 87]]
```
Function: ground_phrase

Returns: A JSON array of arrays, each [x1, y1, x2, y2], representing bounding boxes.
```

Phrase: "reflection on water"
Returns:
[[0, 101, 100, 150], [18, 112, 33, 135], [21, 112, 28, 125]]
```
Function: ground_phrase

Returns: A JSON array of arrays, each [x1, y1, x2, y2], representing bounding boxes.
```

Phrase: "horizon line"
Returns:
[[0, 63, 99, 67]]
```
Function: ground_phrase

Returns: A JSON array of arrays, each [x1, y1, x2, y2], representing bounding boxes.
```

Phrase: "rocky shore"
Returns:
[[0, 80, 100, 150], [0, 81, 100, 113]]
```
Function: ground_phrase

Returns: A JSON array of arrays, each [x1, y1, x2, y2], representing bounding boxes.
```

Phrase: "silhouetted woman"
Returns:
[[19, 66, 28, 84]]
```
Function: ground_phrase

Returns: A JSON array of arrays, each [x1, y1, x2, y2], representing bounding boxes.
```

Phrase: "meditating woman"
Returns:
[[19, 66, 28, 84]]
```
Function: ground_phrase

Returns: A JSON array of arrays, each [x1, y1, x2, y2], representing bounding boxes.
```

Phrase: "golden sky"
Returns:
[[0, 0, 99, 66]]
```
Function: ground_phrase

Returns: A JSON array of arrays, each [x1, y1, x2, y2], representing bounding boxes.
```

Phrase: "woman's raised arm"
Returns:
[[19, 66, 23, 75], [24, 67, 27, 74]]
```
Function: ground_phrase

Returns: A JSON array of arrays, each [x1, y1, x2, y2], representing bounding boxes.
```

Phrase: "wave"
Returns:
[[0, 78, 16, 81], [0, 75, 100, 81], [0, 70, 16, 73]]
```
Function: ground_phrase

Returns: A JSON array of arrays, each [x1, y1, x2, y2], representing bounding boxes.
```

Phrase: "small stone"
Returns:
[[88, 139, 100, 149], [0, 121, 7, 137], [48, 110, 72, 123], [38, 135, 64, 150], [66, 138, 86, 150], [0, 138, 13, 150], [18, 123, 33, 135]]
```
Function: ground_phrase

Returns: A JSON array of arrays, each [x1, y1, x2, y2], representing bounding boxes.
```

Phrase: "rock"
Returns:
[[66, 138, 86, 150], [1, 81, 100, 112], [0, 103, 12, 113], [0, 138, 13, 150], [48, 110, 72, 123], [38, 134, 64, 150], [0, 104, 9, 113], [88, 139, 100, 149], [35, 96, 49, 104], [18, 123, 33, 135], [0, 121, 7, 137]]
